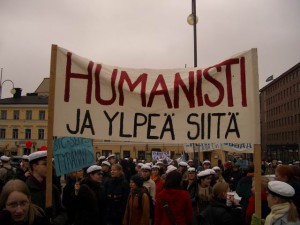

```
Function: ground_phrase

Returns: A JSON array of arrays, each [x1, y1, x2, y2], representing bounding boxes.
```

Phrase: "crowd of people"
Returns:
[[0, 152, 299, 225]]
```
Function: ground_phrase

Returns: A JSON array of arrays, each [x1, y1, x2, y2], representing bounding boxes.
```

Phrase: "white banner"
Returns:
[[52, 46, 260, 144], [152, 151, 170, 160]]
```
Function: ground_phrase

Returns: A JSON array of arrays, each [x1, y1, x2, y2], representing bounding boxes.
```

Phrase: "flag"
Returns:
[[266, 75, 273, 82]]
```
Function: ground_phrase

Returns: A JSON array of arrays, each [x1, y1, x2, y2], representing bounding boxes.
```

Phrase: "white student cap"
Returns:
[[99, 156, 105, 160], [166, 165, 177, 174], [179, 161, 188, 167], [141, 165, 151, 171], [0, 156, 10, 162], [187, 167, 196, 173], [29, 151, 47, 162], [267, 181, 295, 199], [106, 154, 116, 160], [212, 166, 221, 171], [208, 169, 216, 175], [87, 165, 102, 174], [152, 165, 160, 170], [197, 169, 211, 178], [101, 161, 111, 167], [203, 160, 211, 164]]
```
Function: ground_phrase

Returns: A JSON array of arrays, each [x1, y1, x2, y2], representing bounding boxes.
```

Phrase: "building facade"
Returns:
[[260, 62, 300, 163]]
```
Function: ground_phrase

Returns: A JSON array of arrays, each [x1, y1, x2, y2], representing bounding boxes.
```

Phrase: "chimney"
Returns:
[[13, 88, 22, 98]]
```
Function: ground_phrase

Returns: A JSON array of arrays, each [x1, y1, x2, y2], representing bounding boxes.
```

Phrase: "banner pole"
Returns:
[[254, 144, 262, 224], [46, 44, 57, 208]]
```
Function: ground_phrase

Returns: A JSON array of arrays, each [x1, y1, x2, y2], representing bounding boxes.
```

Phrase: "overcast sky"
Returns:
[[1, 0, 300, 99]]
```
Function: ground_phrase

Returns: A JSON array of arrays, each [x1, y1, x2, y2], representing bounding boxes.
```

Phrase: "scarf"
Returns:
[[264, 202, 290, 225]]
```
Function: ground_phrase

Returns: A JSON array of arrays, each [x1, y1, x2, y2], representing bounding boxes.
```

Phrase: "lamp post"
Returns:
[[187, 0, 198, 163], [187, 0, 198, 67], [0, 68, 16, 99]]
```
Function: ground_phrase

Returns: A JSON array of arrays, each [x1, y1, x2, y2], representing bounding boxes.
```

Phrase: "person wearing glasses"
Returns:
[[0, 179, 49, 225]]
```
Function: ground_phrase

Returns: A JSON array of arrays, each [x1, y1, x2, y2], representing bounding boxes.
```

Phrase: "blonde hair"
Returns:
[[0, 179, 44, 225], [212, 182, 229, 199], [272, 196, 299, 222], [112, 163, 124, 176]]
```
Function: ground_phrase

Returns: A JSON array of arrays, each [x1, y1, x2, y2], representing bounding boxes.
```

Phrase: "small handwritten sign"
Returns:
[[53, 137, 95, 176]]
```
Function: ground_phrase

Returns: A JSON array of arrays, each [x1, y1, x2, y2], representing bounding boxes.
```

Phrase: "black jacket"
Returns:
[[198, 199, 244, 225], [74, 178, 106, 225], [105, 175, 130, 225]]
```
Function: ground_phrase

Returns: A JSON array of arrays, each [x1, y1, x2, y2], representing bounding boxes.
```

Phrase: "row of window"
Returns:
[[267, 114, 300, 129], [267, 130, 300, 142], [0, 110, 46, 120], [266, 69, 300, 94], [0, 128, 45, 140], [266, 84, 300, 106], [266, 99, 300, 117]]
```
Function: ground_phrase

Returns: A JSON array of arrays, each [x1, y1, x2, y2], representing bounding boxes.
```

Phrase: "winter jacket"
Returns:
[[198, 199, 244, 225], [154, 189, 193, 225], [123, 189, 150, 225], [26, 175, 68, 225], [236, 173, 253, 211], [245, 191, 270, 225], [105, 175, 130, 225], [73, 178, 106, 225]]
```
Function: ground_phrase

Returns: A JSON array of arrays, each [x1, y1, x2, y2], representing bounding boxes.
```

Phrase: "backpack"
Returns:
[[138, 188, 154, 220], [2, 167, 16, 183]]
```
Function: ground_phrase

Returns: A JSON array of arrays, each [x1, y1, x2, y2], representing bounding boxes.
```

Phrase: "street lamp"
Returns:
[[187, 0, 198, 67], [0, 68, 15, 99]]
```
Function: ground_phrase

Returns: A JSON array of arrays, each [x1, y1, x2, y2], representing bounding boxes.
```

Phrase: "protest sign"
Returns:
[[51, 46, 260, 144], [53, 137, 94, 176], [152, 151, 170, 160]]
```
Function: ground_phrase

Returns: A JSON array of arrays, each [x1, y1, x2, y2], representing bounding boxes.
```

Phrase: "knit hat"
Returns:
[[130, 174, 144, 188]]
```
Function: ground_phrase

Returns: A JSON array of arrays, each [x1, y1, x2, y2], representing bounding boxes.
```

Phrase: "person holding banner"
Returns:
[[73, 165, 106, 225], [26, 151, 68, 225]]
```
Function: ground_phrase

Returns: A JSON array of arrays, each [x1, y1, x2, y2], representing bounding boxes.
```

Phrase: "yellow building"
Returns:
[[0, 87, 48, 156]]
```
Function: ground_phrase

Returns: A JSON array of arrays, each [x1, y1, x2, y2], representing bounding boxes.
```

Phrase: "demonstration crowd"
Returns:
[[0, 152, 300, 225]]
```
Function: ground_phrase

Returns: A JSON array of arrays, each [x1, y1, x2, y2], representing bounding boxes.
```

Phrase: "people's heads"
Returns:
[[0, 180, 31, 222], [212, 166, 221, 178], [28, 151, 47, 179], [202, 160, 211, 169], [251, 176, 269, 194], [212, 182, 230, 200], [197, 170, 212, 187], [110, 164, 123, 178], [247, 165, 255, 173], [267, 181, 295, 208], [21, 155, 30, 169], [0, 155, 10, 165], [130, 174, 144, 190], [101, 161, 111, 172], [290, 165, 300, 181], [151, 165, 160, 177], [164, 170, 182, 189], [232, 164, 240, 171], [187, 167, 197, 180], [275, 165, 295, 183], [187, 160, 194, 167], [87, 165, 103, 182], [141, 165, 151, 180], [106, 154, 116, 165], [178, 161, 188, 173]]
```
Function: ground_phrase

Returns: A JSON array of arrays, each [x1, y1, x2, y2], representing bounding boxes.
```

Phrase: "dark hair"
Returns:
[[164, 170, 182, 189], [247, 165, 254, 173]]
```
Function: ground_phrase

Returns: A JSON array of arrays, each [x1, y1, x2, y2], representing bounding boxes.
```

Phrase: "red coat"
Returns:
[[154, 189, 193, 225]]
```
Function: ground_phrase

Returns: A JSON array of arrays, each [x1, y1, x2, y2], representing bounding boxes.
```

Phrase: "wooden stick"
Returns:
[[254, 144, 262, 224], [46, 44, 57, 208]]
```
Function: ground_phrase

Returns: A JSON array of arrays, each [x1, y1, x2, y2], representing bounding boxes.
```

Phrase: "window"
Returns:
[[25, 129, 31, 139], [38, 129, 45, 140], [13, 110, 20, 120], [0, 129, 6, 139], [0, 110, 7, 120], [26, 110, 32, 120], [39, 110, 46, 120], [12, 129, 18, 139]]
